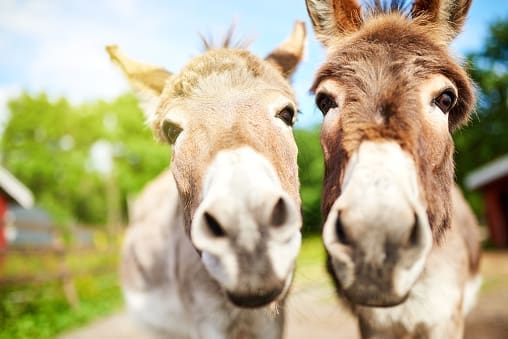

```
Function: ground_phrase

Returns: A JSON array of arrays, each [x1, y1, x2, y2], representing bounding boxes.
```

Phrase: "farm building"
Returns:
[[0, 166, 34, 251], [466, 155, 508, 248]]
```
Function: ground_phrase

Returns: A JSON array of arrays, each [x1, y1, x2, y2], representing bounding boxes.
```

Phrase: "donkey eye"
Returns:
[[433, 90, 456, 114], [162, 120, 183, 144], [316, 93, 337, 115], [277, 106, 295, 126]]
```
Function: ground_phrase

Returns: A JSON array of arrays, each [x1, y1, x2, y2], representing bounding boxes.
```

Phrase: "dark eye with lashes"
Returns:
[[433, 89, 457, 114], [277, 105, 295, 126], [316, 93, 338, 116]]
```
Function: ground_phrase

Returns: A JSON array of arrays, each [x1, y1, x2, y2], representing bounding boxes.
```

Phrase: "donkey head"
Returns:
[[107, 22, 305, 308], [306, 0, 475, 306]]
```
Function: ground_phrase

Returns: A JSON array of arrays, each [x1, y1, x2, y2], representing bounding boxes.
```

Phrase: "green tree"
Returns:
[[454, 17, 508, 218], [1, 93, 168, 226], [295, 128, 323, 234]]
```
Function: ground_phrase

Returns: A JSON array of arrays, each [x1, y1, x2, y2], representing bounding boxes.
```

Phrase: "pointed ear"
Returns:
[[265, 21, 306, 78], [106, 45, 173, 119], [412, 0, 472, 43], [305, 0, 363, 46]]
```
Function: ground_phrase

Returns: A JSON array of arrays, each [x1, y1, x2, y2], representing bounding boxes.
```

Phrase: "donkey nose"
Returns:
[[191, 209, 230, 256], [191, 194, 300, 255], [331, 207, 429, 261], [270, 197, 288, 227], [202, 211, 227, 238], [266, 195, 302, 243]]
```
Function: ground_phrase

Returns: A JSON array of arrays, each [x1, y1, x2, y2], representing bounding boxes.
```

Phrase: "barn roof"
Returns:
[[0, 166, 34, 208], [465, 154, 508, 190]]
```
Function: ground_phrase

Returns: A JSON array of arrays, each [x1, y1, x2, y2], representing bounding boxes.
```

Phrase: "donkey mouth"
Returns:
[[226, 286, 284, 308], [344, 286, 410, 307]]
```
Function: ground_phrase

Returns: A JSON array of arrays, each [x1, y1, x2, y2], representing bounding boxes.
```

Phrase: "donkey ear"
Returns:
[[265, 21, 306, 78], [305, 0, 363, 46], [106, 45, 173, 119], [411, 0, 472, 42]]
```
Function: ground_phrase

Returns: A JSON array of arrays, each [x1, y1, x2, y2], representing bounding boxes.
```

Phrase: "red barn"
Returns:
[[0, 166, 34, 252], [466, 155, 508, 247]]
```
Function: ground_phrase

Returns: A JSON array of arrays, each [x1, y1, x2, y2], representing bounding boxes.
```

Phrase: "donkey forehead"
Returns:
[[156, 52, 296, 130], [314, 16, 459, 88], [315, 18, 474, 131], [318, 47, 439, 89], [163, 49, 294, 100], [161, 87, 296, 136]]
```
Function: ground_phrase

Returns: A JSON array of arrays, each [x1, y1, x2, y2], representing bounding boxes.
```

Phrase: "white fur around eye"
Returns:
[[322, 101, 340, 124], [419, 74, 456, 132], [315, 79, 343, 124], [425, 101, 449, 130], [268, 95, 297, 129]]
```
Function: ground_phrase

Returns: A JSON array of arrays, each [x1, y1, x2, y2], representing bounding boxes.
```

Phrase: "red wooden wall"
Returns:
[[482, 176, 508, 247], [0, 195, 7, 251]]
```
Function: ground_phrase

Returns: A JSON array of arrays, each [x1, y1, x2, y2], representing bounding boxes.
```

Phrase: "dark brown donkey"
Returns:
[[306, 0, 481, 338]]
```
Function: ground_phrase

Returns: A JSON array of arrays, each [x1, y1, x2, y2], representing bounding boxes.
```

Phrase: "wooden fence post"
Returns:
[[57, 245, 80, 308]]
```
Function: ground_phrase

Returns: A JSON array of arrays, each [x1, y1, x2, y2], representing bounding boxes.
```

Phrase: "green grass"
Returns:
[[295, 235, 332, 289], [0, 248, 123, 339], [0, 234, 330, 339]]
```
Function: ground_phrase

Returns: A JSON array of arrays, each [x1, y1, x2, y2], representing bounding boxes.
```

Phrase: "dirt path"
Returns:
[[465, 251, 508, 339], [285, 282, 359, 339], [60, 251, 508, 339], [59, 284, 359, 339]]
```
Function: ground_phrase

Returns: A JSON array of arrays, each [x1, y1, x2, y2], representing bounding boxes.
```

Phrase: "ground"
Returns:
[[60, 250, 508, 339]]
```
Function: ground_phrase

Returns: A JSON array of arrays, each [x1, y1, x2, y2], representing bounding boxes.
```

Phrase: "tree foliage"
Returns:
[[294, 128, 323, 234], [1, 93, 168, 226], [454, 17, 508, 218]]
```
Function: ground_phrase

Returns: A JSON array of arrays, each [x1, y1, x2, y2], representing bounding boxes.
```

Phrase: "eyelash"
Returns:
[[277, 105, 296, 126], [316, 93, 338, 115], [433, 89, 457, 114]]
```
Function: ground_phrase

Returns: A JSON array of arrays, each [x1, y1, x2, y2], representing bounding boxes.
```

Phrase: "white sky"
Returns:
[[1, 0, 507, 131]]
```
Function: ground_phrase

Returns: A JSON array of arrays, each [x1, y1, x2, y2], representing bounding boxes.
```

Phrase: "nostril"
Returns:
[[204, 212, 226, 237], [406, 213, 420, 248], [335, 212, 349, 245], [270, 197, 287, 227]]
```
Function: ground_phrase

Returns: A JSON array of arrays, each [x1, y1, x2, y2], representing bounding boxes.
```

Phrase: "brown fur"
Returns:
[[312, 13, 475, 239], [332, 0, 363, 33], [266, 21, 307, 77], [307, 0, 480, 337], [306, 0, 363, 45], [412, 0, 473, 39]]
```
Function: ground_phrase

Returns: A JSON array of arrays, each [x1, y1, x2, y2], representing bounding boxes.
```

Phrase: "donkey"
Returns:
[[305, 0, 481, 338], [106, 21, 306, 339]]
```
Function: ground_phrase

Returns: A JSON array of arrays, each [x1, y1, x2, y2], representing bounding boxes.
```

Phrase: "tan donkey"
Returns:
[[306, 0, 481, 338], [107, 21, 306, 339]]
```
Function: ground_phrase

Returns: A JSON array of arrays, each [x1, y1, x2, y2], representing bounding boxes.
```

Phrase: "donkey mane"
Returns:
[[199, 23, 253, 51], [364, 0, 413, 16]]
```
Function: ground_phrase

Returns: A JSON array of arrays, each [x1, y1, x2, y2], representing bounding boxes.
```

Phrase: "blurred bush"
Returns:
[[454, 17, 508, 220], [0, 242, 122, 339], [1, 94, 168, 226], [294, 128, 323, 234]]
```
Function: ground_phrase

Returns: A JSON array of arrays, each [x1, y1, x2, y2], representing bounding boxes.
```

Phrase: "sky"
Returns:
[[1, 0, 507, 131]]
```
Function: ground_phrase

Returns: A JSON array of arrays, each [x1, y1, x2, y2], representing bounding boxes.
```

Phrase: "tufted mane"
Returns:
[[199, 22, 253, 51]]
